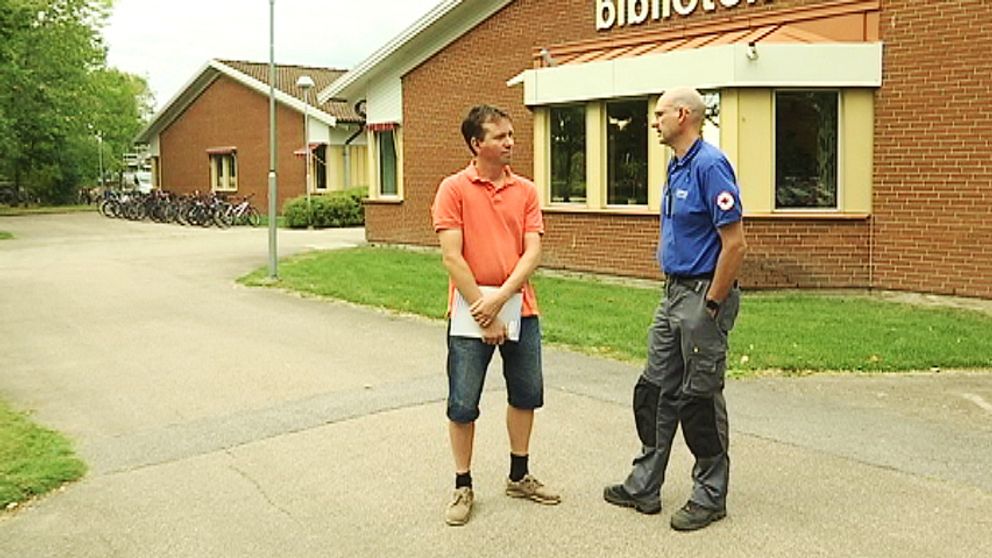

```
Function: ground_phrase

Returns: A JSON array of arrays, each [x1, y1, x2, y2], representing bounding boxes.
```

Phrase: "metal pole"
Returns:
[[267, 0, 278, 279], [97, 134, 104, 189], [304, 91, 311, 225]]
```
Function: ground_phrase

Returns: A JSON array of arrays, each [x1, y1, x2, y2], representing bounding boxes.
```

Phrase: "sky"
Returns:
[[103, 0, 443, 112]]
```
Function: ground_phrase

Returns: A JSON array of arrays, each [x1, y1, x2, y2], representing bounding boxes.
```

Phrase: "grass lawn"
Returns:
[[257, 214, 287, 228], [0, 205, 97, 217], [0, 399, 86, 510], [0, 231, 12, 240], [240, 246, 992, 373]]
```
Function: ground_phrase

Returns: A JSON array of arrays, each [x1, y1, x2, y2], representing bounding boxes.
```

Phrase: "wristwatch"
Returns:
[[705, 298, 721, 313]]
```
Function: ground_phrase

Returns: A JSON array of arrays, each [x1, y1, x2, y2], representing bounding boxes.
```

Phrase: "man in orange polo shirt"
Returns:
[[432, 105, 560, 526]]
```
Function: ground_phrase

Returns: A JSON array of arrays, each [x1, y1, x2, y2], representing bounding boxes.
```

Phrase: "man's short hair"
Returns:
[[461, 105, 511, 155]]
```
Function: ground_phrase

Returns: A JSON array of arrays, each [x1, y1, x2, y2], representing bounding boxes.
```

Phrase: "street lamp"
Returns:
[[97, 132, 104, 189], [296, 74, 315, 223], [267, 0, 278, 279]]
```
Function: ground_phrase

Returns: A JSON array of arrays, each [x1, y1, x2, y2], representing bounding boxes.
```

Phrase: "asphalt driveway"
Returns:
[[1, 213, 990, 557]]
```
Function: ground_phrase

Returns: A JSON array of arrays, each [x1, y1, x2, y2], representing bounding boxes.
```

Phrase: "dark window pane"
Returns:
[[775, 91, 838, 209], [607, 99, 648, 205], [315, 145, 327, 190], [379, 131, 397, 196], [550, 105, 586, 203]]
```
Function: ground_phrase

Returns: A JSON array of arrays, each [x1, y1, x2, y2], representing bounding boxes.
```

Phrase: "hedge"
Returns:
[[283, 187, 367, 229]]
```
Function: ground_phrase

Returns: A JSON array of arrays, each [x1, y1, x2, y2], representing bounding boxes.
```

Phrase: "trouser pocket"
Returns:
[[684, 354, 725, 397], [633, 377, 660, 447], [684, 311, 727, 397]]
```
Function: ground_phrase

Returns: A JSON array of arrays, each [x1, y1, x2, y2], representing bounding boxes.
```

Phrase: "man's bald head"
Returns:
[[660, 87, 706, 129], [652, 87, 707, 155]]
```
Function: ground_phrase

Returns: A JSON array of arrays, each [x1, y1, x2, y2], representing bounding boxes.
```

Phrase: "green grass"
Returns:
[[257, 213, 286, 228], [0, 231, 12, 240], [240, 246, 992, 373], [0, 205, 97, 217], [0, 399, 86, 509]]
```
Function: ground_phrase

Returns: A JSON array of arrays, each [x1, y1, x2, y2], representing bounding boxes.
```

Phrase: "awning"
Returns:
[[366, 122, 397, 132], [508, 0, 882, 105], [205, 146, 237, 155], [293, 142, 325, 157]]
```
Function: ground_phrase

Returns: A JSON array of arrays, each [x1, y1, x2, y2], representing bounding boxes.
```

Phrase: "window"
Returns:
[[701, 91, 721, 148], [210, 153, 237, 191], [775, 91, 838, 209], [550, 105, 586, 203], [314, 144, 327, 191], [606, 99, 648, 205], [378, 130, 397, 196]]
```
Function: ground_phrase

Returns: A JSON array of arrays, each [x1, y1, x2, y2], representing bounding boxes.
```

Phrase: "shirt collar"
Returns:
[[670, 138, 704, 170], [464, 161, 517, 188]]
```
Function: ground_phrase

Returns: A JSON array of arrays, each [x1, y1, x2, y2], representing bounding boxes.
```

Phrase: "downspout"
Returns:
[[343, 126, 364, 190]]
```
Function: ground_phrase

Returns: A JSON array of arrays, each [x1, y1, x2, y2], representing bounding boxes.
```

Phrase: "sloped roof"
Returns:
[[530, 0, 879, 68], [317, 0, 512, 103], [135, 60, 362, 144], [218, 60, 360, 122]]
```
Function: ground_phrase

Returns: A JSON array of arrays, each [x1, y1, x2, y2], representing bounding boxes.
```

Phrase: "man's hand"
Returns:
[[470, 290, 508, 328], [480, 318, 508, 345]]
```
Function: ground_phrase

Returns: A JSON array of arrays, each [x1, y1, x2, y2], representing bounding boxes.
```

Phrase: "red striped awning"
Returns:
[[366, 122, 397, 132], [293, 142, 325, 157]]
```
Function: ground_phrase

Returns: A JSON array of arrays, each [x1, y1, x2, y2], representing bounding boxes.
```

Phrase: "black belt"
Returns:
[[666, 272, 714, 282]]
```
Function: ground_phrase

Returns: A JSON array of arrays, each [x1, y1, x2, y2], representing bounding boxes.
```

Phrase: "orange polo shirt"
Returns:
[[432, 163, 544, 317]]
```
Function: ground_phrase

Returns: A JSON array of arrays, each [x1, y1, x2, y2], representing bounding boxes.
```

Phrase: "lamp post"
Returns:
[[97, 132, 104, 189], [267, 0, 278, 279], [296, 75, 315, 224]]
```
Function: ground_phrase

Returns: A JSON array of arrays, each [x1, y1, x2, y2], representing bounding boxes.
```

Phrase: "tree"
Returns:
[[0, 0, 151, 204]]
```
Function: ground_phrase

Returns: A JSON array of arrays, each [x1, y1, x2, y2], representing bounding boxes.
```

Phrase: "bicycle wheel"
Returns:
[[246, 207, 261, 227], [214, 205, 234, 228]]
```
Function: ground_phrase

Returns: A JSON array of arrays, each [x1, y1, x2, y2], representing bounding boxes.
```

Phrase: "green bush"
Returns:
[[283, 187, 367, 229]]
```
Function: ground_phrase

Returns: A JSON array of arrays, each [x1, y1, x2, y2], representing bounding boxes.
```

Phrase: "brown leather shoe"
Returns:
[[445, 487, 474, 526], [505, 474, 561, 505]]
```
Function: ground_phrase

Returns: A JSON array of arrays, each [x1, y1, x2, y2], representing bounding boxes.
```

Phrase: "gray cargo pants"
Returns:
[[622, 276, 741, 511]]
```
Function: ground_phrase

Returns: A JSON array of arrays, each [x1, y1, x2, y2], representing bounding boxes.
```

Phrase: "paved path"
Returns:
[[1, 213, 990, 557]]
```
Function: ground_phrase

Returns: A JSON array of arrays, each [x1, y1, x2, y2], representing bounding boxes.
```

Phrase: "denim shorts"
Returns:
[[446, 316, 543, 423]]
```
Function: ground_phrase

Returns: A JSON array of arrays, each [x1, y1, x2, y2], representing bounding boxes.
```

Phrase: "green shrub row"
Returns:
[[283, 187, 367, 229]]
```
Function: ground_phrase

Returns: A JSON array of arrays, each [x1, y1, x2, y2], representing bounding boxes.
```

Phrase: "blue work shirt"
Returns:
[[658, 138, 743, 276]]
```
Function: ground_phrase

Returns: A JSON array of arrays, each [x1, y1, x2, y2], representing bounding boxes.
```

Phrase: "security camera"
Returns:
[[745, 42, 758, 61], [539, 48, 556, 67]]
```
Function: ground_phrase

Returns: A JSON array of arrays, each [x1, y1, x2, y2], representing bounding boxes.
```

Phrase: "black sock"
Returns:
[[455, 471, 472, 489], [509, 453, 529, 482]]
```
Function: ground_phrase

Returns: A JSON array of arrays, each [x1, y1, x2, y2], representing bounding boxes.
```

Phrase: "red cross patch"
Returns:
[[716, 191, 735, 211]]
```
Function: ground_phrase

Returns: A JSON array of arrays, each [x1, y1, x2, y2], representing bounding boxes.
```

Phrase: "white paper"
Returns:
[[450, 286, 522, 342]]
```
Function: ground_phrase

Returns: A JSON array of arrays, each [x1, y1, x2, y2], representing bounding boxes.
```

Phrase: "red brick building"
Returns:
[[320, 0, 992, 299], [136, 60, 367, 209]]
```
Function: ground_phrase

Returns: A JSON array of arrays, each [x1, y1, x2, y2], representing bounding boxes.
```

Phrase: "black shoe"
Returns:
[[602, 484, 661, 515], [670, 500, 726, 531]]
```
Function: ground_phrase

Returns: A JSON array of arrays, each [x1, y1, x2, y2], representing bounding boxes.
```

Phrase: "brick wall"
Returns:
[[369, 0, 987, 297], [159, 75, 307, 209], [873, 0, 992, 298]]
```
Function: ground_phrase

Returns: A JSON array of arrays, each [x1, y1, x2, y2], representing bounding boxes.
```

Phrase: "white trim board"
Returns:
[[508, 43, 884, 106]]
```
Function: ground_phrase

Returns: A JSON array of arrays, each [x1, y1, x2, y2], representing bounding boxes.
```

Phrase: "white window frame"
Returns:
[[210, 153, 237, 192]]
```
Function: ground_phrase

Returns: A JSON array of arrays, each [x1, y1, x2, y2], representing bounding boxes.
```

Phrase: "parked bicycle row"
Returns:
[[98, 190, 261, 228]]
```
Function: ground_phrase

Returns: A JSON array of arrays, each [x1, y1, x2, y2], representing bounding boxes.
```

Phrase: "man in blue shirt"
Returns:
[[604, 87, 747, 531]]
